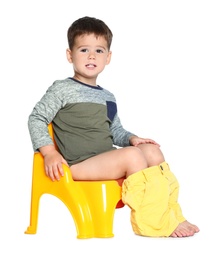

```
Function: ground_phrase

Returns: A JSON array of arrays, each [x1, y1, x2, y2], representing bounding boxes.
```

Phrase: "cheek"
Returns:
[[101, 59, 109, 67]]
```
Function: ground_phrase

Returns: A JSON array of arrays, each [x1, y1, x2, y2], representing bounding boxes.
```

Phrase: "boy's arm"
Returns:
[[110, 114, 135, 147], [28, 81, 68, 181], [28, 82, 64, 152], [110, 115, 160, 148]]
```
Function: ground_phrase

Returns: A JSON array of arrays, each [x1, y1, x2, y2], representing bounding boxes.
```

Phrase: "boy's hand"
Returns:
[[39, 145, 68, 181], [129, 136, 160, 147]]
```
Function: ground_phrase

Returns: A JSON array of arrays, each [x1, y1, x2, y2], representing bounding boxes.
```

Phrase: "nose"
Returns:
[[88, 51, 95, 59]]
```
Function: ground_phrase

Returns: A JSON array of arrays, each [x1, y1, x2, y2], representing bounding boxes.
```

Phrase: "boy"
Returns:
[[28, 16, 199, 237]]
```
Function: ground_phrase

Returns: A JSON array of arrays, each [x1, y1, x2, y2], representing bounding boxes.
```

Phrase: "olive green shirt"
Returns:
[[28, 78, 134, 166]]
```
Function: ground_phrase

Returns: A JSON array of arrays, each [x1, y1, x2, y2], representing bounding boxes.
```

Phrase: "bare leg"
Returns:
[[70, 146, 148, 180]]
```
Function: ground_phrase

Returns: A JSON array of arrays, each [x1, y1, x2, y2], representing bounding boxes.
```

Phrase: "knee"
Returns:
[[124, 146, 147, 167], [137, 144, 165, 166]]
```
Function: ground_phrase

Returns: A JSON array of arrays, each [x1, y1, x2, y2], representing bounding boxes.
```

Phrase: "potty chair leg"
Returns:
[[77, 180, 122, 238], [25, 153, 95, 238]]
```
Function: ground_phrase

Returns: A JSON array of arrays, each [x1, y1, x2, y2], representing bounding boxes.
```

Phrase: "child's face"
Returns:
[[66, 33, 112, 85]]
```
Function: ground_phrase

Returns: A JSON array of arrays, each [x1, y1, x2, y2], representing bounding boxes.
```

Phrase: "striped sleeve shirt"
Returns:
[[28, 77, 134, 166]]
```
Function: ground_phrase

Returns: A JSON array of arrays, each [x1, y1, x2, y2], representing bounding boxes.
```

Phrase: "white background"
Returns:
[[0, 0, 220, 259]]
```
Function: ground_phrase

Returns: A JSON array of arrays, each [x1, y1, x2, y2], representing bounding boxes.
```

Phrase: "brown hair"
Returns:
[[67, 16, 113, 50]]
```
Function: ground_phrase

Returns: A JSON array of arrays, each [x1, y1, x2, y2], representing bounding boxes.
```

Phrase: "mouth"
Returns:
[[86, 63, 97, 68]]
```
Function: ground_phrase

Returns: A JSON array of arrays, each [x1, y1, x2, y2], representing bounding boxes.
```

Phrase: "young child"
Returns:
[[28, 16, 199, 238]]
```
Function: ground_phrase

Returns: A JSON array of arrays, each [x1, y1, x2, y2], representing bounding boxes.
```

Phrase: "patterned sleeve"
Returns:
[[28, 81, 63, 151], [110, 113, 135, 147]]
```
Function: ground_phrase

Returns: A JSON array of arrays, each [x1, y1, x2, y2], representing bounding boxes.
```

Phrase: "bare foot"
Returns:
[[170, 221, 200, 238]]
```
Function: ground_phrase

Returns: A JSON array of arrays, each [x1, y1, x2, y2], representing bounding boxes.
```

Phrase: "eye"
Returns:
[[80, 48, 88, 53], [96, 49, 104, 54]]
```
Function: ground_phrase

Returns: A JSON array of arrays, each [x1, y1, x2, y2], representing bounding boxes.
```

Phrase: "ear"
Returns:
[[66, 49, 73, 63], [106, 51, 112, 65]]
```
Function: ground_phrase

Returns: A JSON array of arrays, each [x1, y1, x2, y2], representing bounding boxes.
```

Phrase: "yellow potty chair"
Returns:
[[25, 123, 124, 239]]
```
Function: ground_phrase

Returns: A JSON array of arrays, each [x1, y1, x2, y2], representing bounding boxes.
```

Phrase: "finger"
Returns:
[[52, 165, 61, 181], [58, 162, 64, 177], [45, 165, 49, 176], [46, 166, 55, 181], [148, 140, 160, 146]]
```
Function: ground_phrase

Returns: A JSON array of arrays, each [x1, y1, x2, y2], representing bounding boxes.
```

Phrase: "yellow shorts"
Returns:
[[122, 162, 185, 237]]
